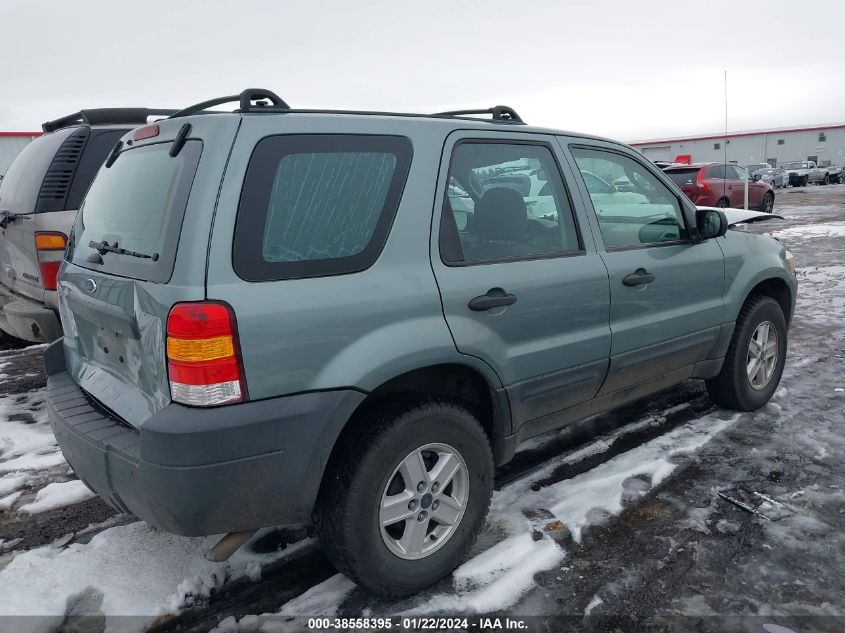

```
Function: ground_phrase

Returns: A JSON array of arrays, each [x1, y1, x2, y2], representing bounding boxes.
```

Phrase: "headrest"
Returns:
[[474, 187, 527, 242]]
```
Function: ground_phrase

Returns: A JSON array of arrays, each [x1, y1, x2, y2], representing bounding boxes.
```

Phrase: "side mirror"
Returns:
[[696, 208, 728, 240]]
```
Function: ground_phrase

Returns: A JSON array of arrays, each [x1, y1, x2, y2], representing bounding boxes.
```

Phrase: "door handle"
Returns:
[[622, 268, 655, 286], [468, 290, 517, 311]]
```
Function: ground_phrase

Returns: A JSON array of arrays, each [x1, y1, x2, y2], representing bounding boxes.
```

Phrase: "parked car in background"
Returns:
[[752, 166, 788, 188], [664, 163, 775, 211], [47, 89, 795, 598], [783, 160, 829, 186], [0, 108, 174, 342], [745, 163, 770, 174], [825, 165, 843, 184]]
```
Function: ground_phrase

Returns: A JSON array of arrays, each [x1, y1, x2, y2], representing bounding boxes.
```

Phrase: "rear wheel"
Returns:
[[761, 192, 774, 213], [706, 296, 787, 411], [314, 399, 494, 597], [802, 176, 808, 187], [716, 197, 729, 208], [822, 174, 830, 185]]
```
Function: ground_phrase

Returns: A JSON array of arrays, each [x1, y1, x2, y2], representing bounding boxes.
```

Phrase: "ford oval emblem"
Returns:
[[83, 278, 97, 294]]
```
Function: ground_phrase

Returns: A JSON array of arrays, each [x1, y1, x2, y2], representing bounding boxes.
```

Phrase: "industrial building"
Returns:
[[630, 123, 845, 168], [0, 131, 40, 176]]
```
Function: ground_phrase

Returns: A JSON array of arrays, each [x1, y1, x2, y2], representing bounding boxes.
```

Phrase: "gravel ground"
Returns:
[[0, 184, 842, 633]]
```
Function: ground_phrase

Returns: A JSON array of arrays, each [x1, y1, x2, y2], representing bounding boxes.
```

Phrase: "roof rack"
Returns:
[[169, 88, 290, 119], [432, 106, 523, 123], [168, 88, 525, 125], [42, 108, 178, 133]]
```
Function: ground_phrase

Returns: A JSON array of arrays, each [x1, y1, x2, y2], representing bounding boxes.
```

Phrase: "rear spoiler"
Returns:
[[42, 108, 178, 133]]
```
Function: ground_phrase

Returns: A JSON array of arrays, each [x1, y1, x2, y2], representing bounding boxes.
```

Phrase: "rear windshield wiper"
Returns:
[[88, 240, 159, 261], [0, 210, 20, 228]]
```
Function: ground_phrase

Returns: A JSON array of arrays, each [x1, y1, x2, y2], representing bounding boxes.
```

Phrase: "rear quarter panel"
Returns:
[[205, 115, 499, 400]]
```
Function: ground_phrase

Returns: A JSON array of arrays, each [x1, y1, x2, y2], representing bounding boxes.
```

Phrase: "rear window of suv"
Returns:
[[665, 168, 700, 186], [233, 134, 413, 281], [67, 140, 202, 283]]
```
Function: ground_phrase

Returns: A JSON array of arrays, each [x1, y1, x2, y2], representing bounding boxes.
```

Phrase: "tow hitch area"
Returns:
[[204, 530, 257, 562]]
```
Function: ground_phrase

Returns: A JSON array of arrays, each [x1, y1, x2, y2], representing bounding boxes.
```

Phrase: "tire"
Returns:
[[802, 176, 808, 187], [822, 174, 830, 185], [761, 192, 774, 213], [314, 398, 494, 597], [706, 296, 787, 411], [716, 197, 729, 208]]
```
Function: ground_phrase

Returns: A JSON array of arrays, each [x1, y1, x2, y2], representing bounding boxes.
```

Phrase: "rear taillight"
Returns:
[[696, 170, 711, 192], [166, 302, 247, 407], [34, 232, 67, 291]]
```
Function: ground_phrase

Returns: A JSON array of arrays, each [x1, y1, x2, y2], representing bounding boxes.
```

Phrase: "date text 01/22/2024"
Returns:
[[307, 617, 528, 630]]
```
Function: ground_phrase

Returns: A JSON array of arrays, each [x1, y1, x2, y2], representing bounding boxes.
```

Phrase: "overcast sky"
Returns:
[[3, 0, 844, 141]]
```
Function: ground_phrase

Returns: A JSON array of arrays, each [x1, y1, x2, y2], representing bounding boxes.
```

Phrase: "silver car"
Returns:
[[0, 108, 173, 342], [752, 167, 788, 188]]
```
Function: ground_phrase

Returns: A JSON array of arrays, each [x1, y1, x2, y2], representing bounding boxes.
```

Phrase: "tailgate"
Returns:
[[665, 168, 701, 202], [58, 116, 240, 426]]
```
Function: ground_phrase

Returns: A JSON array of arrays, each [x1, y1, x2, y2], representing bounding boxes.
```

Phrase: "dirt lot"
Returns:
[[0, 185, 843, 633]]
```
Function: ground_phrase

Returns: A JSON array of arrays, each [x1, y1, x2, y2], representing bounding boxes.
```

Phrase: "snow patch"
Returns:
[[0, 390, 64, 476], [409, 534, 564, 614], [0, 473, 27, 496], [278, 574, 357, 616], [771, 223, 845, 239], [584, 594, 603, 616], [0, 522, 311, 627], [0, 490, 23, 510], [19, 479, 96, 514], [493, 412, 741, 542]]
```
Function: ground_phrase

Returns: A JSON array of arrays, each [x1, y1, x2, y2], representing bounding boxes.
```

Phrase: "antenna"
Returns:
[[723, 70, 728, 204]]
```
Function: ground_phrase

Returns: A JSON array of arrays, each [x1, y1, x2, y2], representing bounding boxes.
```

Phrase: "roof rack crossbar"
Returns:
[[169, 88, 289, 119], [41, 108, 178, 133], [432, 105, 523, 123]]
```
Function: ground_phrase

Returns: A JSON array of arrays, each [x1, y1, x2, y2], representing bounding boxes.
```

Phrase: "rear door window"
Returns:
[[439, 141, 581, 264], [233, 134, 412, 281], [67, 140, 202, 283]]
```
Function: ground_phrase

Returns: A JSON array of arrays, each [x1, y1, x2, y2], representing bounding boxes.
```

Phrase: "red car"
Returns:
[[664, 163, 775, 212]]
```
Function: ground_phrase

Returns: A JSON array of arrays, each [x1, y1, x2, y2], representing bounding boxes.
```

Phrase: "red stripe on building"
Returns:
[[0, 132, 42, 138], [630, 123, 845, 146]]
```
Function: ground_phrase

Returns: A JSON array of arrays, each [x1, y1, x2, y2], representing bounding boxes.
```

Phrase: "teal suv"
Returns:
[[46, 89, 797, 597]]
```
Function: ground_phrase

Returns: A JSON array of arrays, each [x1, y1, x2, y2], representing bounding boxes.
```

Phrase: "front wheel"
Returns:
[[822, 174, 830, 185], [314, 399, 494, 597], [706, 296, 787, 411], [762, 192, 775, 213]]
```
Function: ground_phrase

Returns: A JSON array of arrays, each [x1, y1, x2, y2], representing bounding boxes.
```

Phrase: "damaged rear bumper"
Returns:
[[44, 340, 365, 536]]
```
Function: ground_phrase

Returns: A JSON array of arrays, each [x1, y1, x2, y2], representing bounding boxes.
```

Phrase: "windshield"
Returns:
[[67, 140, 202, 283], [785, 162, 808, 170]]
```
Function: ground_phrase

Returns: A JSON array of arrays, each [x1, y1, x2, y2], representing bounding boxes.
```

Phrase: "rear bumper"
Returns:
[[45, 340, 365, 536], [0, 285, 61, 343]]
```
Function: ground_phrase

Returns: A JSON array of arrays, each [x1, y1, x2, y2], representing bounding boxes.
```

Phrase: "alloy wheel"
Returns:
[[746, 320, 778, 390], [379, 443, 469, 560]]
